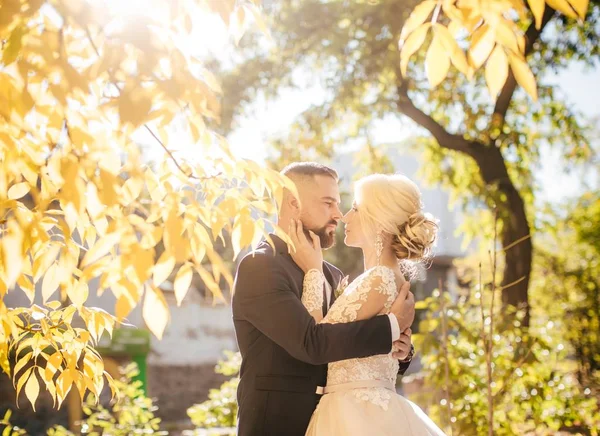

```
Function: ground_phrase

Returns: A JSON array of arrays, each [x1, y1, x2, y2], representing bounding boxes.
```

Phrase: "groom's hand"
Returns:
[[390, 281, 415, 332]]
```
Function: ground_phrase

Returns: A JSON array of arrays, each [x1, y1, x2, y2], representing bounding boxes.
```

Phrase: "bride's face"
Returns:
[[342, 201, 367, 248]]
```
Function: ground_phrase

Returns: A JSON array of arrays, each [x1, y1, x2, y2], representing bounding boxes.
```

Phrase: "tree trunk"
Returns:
[[470, 146, 532, 326]]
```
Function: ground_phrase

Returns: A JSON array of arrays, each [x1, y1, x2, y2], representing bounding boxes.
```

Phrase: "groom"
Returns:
[[232, 162, 415, 436]]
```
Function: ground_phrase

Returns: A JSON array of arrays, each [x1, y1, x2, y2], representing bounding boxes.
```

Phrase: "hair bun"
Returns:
[[408, 211, 425, 226], [391, 211, 438, 261]]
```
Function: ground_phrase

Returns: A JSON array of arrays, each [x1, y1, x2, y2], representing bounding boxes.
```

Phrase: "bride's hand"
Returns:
[[289, 219, 323, 273], [393, 328, 413, 361]]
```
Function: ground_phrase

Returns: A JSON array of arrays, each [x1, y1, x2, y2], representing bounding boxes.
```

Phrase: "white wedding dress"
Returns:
[[301, 265, 446, 436]]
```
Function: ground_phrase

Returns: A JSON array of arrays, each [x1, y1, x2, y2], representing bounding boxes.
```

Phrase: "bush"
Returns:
[[48, 362, 165, 436], [0, 410, 27, 436], [1, 362, 165, 435], [186, 351, 240, 434], [411, 288, 600, 436]]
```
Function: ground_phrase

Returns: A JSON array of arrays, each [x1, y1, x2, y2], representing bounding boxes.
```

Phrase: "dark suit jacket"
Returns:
[[232, 234, 411, 436]]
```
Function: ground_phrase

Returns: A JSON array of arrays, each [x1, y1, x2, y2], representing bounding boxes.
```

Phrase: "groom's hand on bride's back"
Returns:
[[391, 281, 415, 333]]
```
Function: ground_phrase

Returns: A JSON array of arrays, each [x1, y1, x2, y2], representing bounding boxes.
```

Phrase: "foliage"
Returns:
[[1, 362, 164, 436], [532, 191, 600, 390], [0, 410, 27, 436], [187, 351, 240, 434], [399, 0, 590, 100], [215, 0, 599, 323], [412, 288, 600, 435], [61, 362, 165, 436], [0, 0, 299, 410]]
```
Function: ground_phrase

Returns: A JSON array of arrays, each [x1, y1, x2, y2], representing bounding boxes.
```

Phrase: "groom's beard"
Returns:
[[306, 221, 337, 249]]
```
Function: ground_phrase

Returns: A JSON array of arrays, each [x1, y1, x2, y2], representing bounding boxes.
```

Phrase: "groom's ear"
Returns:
[[287, 191, 302, 215]]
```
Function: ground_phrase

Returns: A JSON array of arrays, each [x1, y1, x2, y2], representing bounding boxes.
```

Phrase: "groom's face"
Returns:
[[298, 175, 342, 249]]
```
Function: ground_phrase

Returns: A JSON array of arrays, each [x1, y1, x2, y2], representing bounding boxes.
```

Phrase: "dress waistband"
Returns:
[[316, 379, 396, 395]]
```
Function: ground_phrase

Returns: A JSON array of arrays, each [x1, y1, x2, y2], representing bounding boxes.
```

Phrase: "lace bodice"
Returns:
[[301, 266, 401, 410]]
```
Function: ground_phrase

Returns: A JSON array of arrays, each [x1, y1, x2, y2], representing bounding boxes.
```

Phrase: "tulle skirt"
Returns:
[[306, 388, 447, 436]]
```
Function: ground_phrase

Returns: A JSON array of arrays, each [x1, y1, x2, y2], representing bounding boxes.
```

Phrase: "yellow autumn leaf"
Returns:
[[546, 0, 578, 18], [468, 25, 495, 69], [230, 5, 246, 45], [104, 371, 118, 401], [94, 310, 105, 339], [568, 0, 589, 18], [45, 378, 58, 408], [0, 277, 7, 299], [495, 19, 520, 54], [399, 0, 437, 42], [81, 310, 98, 343], [121, 176, 144, 205], [56, 370, 74, 407], [485, 45, 509, 100], [131, 247, 154, 284], [143, 284, 169, 340], [508, 52, 538, 100], [17, 274, 35, 304], [400, 23, 432, 77], [25, 369, 40, 411], [118, 88, 153, 129], [84, 226, 97, 249], [16, 367, 33, 402], [115, 294, 133, 322], [245, 3, 271, 40], [7, 182, 30, 200], [33, 243, 61, 283], [195, 264, 224, 301], [426, 33, 451, 88], [232, 212, 256, 259], [1, 221, 24, 288], [174, 262, 193, 306], [432, 24, 470, 75], [80, 231, 121, 267], [45, 352, 63, 382], [46, 301, 62, 310], [527, 0, 545, 29], [153, 250, 176, 287], [140, 225, 163, 249], [42, 262, 61, 303], [190, 228, 208, 265], [67, 281, 89, 308], [12, 351, 32, 381]]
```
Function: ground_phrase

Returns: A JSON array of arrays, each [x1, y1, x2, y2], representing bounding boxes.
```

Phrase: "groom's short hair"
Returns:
[[280, 162, 338, 182]]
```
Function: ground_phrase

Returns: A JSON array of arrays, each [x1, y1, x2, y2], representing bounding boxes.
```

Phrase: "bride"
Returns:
[[289, 173, 447, 436]]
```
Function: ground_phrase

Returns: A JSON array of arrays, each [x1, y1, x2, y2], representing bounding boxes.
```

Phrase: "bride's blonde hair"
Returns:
[[354, 174, 438, 265]]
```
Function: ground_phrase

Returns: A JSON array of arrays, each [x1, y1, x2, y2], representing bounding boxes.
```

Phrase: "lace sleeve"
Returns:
[[301, 269, 325, 322], [322, 266, 398, 325]]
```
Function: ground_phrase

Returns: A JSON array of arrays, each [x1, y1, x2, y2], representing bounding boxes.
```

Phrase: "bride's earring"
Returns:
[[375, 232, 383, 266]]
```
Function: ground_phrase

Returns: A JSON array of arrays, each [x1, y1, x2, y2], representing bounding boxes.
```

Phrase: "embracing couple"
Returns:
[[232, 162, 446, 435]]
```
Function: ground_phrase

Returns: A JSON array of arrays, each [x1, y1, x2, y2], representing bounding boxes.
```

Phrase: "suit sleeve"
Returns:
[[233, 254, 392, 365]]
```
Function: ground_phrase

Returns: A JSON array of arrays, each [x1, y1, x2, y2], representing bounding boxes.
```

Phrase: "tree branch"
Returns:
[[396, 84, 477, 154], [83, 25, 224, 182], [492, 7, 556, 122]]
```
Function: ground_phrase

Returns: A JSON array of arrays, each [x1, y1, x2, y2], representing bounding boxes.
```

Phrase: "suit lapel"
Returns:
[[266, 234, 339, 307], [323, 263, 339, 311], [322, 264, 336, 292]]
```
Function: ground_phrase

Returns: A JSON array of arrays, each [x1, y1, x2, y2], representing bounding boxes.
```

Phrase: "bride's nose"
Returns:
[[341, 210, 351, 224]]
